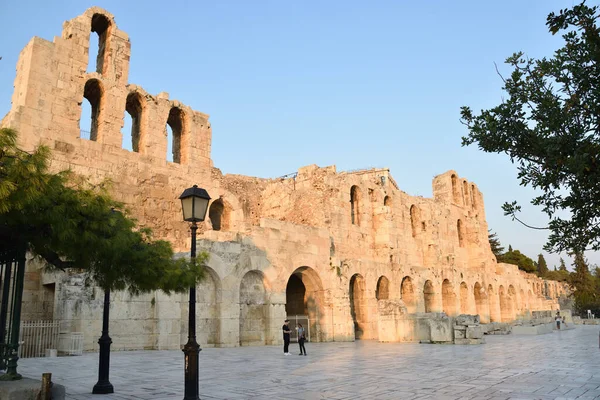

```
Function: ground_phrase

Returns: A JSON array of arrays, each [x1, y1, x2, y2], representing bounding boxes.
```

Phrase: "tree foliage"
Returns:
[[537, 254, 549, 277], [461, 2, 600, 253], [569, 252, 600, 315], [497, 245, 537, 273], [488, 230, 505, 257], [0, 128, 205, 294]]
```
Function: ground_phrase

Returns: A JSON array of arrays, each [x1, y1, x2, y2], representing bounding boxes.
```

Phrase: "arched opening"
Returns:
[[424, 280, 436, 313], [182, 266, 220, 346], [508, 285, 517, 320], [376, 276, 390, 300], [285, 267, 325, 342], [499, 285, 510, 322], [528, 290, 534, 311], [400, 276, 416, 313], [451, 174, 461, 204], [470, 185, 477, 208], [81, 79, 103, 141], [410, 205, 420, 238], [349, 274, 367, 339], [459, 282, 469, 314], [384, 196, 391, 207], [88, 13, 111, 74], [124, 92, 143, 152], [442, 279, 457, 316], [462, 181, 469, 206], [519, 289, 525, 316], [166, 107, 185, 163], [474, 282, 489, 323], [488, 285, 500, 322], [457, 219, 465, 247], [350, 186, 361, 226], [208, 199, 231, 231], [239, 271, 269, 346]]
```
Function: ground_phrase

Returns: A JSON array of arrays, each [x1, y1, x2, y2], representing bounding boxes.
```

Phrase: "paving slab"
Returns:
[[15, 325, 600, 400]]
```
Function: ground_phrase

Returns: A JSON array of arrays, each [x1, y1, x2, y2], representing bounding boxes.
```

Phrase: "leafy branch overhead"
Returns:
[[461, 2, 600, 253], [0, 128, 206, 294]]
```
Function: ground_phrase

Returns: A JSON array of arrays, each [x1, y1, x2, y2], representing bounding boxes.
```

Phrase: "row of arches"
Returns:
[[194, 263, 552, 347], [79, 79, 186, 163], [348, 274, 537, 339], [350, 186, 471, 248], [451, 174, 478, 209]]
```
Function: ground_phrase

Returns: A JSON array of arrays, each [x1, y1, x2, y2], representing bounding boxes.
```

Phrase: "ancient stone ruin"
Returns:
[[1, 8, 570, 351]]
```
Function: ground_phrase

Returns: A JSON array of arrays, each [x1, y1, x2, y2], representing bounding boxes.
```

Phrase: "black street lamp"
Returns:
[[92, 289, 113, 394], [179, 185, 211, 400]]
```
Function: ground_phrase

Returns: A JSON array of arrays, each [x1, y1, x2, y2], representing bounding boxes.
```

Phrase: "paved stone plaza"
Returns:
[[19, 326, 600, 400]]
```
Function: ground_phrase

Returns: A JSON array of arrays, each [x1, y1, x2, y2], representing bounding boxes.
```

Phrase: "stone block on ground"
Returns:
[[429, 317, 453, 343], [0, 376, 65, 400], [466, 325, 483, 339], [455, 314, 480, 325]]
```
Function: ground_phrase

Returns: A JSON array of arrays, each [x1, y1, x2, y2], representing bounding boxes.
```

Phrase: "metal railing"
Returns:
[[287, 315, 311, 343], [18, 321, 60, 358], [58, 332, 84, 356]]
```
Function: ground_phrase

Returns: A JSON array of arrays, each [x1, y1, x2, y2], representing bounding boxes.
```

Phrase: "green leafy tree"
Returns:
[[0, 128, 205, 294], [488, 230, 505, 257], [498, 246, 537, 273], [559, 257, 568, 271], [570, 252, 599, 315], [461, 2, 600, 253], [537, 254, 549, 277]]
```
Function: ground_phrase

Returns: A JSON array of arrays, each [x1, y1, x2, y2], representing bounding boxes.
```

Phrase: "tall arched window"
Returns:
[[451, 174, 461, 204], [462, 181, 469, 206], [88, 14, 111, 75], [457, 219, 465, 247], [350, 186, 361, 226], [124, 92, 143, 152], [471, 184, 477, 208], [166, 107, 185, 163], [81, 79, 103, 141], [410, 205, 420, 238], [208, 199, 225, 231]]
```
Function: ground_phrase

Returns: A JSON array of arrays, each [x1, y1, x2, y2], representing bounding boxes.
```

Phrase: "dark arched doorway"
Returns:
[[285, 267, 325, 342]]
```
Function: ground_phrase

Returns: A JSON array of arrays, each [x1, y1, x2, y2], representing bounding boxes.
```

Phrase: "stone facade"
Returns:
[[2, 8, 570, 351]]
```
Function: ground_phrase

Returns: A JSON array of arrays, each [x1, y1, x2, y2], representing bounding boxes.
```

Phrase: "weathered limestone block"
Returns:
[[377, 299, 412, 342], [512, 323, 553, 335], [429, 316, 453, 343], [484, 322, 512, 335], [454, 327, 466, 339], [455, 314, 480, 325], [466, 325, 483, 339]]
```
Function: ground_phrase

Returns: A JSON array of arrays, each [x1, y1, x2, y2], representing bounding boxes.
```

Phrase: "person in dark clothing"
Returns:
[[297, 323, 307, 356], [282, 319, 291, 355]]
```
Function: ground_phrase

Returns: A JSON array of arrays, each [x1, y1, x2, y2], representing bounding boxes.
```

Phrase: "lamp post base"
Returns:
[[92, 381, 114, 394], [182, 340, 201, 400]]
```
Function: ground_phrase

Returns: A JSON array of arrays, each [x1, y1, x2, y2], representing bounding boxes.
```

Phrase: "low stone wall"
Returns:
[[513, 323, 554, 335], [482, 322, 512, 335], [378, 312, 483, 344]]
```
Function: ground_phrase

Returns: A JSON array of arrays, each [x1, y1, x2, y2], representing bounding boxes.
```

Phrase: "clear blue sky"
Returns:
[[0, 0, 596, 270]]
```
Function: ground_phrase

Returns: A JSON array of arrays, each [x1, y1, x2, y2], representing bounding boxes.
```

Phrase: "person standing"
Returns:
[[282, 319, 291, 355], [297, 323, 307, 356], [555, 311, 561, 330]]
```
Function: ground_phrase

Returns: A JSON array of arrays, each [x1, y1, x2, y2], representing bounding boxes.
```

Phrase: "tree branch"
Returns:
[[510, 214, 550, 230]]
